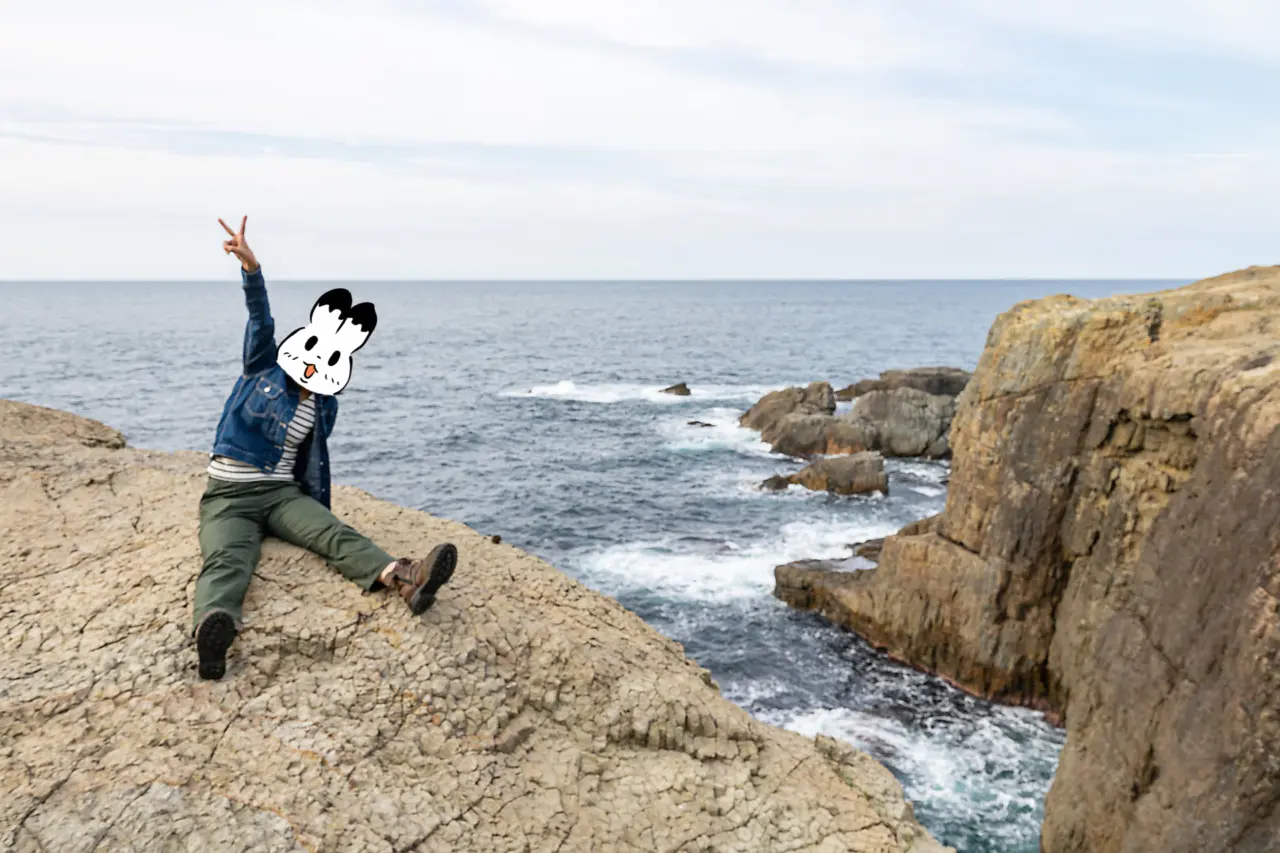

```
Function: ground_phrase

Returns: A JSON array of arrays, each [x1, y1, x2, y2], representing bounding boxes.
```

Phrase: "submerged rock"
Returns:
[[785, 267, 1280, 853], [0, 399, 948, 853], [835, 367, 971, 401], [763, 451, 888, 496], [660, 382, 691, 396]]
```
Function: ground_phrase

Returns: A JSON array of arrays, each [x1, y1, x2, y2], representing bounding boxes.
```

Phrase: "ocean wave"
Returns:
[[499, 380, 783, 405], [571, 516, 901, 603], [763, 706, 1063, 851], [886, 458, 951, 484], [657, 407, 776, 458]]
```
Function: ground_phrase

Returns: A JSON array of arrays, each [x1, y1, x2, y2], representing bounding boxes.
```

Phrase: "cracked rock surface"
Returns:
[[0, 400, 949, 853], [783, 267, 1280, 853]]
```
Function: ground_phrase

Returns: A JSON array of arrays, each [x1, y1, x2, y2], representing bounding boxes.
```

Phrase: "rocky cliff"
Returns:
[[776, 267, 1280, 853], [0, 399, 948, 853]]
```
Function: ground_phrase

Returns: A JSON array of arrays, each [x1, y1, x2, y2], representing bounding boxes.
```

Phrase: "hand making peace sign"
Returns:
[[219, 216, 260, 273]]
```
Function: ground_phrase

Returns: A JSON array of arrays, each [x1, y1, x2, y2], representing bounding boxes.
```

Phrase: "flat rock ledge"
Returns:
[[773, 518, 938, 627], [0, 399, 949, 853]]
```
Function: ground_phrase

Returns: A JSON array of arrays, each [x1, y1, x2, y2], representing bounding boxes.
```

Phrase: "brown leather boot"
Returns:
[[195, 609, 238, 680], [386, 543, 457, 615]]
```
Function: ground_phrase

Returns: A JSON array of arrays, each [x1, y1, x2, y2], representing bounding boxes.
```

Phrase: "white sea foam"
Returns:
[[658, 407, 775, 458], [500, 380, 784, 405], [887, 458, 951, 483], [765, 705, 1062, 848], [573, 516, 902, 603], [907, 484, 947, 498]]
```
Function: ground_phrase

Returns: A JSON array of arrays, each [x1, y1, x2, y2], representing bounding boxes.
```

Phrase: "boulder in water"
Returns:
[[740, 382, 953, 460], [842, 388, 956, 459], [739, 381, 835, 438], [763, 452, 888, 496], [660, 382, 692, 396]]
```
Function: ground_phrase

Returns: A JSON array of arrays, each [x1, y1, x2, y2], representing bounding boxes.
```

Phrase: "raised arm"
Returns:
[[220, 216, 276, 374]]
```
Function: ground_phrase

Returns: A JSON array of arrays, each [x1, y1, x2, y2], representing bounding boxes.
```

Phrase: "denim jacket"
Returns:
[[210, 268, 340, 508]]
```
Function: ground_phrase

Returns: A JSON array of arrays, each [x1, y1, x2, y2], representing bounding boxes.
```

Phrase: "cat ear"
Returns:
[[310, 288, 352, 335], [335, 302, 377, 353]]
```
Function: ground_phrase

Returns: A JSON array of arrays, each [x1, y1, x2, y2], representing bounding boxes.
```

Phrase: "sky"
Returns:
[[1, 0, 1278, 280]]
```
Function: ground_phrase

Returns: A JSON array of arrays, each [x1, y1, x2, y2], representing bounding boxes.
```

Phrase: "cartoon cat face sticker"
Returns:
[[277, 288, 377, 395]]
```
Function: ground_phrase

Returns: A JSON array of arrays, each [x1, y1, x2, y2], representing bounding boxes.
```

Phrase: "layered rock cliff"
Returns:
[[0, 399, 947, 853], [777, 267, 1280, 853]]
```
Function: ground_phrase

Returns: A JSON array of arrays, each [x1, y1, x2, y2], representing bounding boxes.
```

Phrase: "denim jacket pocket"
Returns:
[[244, 375, 284, 419]]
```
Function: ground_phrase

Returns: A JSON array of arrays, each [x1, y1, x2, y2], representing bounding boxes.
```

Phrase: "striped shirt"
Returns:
[[208, 395, 317, 482]]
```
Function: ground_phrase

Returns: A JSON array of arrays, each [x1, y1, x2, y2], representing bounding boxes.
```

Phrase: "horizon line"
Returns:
[[0, 276, 1197, 284]]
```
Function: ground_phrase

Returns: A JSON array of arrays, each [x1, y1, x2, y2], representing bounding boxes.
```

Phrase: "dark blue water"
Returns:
[[1, 278, 1174, 852]]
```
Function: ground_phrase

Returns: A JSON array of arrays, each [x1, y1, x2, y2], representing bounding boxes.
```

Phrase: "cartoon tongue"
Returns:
[[304, 363, 317, 379]]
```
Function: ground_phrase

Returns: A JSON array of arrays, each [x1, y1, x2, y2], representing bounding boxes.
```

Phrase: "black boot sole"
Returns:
[[409, 543, 458, 615], [196, 611, 238, 680]]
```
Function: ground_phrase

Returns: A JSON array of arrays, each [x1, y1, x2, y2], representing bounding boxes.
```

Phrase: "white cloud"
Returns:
[[954, 0, 1280, 62], [0, 0, 1276, 278]]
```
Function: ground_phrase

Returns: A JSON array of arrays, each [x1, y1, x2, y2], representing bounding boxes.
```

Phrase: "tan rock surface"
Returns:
[[843, 390, 954, 459], [835, 368, 971, 402], [777, 267, 1280, 852], [763, 452, 888, 496], [740, 382, 952, 460], [0, 400, 949, 853], [740, 381, 837, 438]]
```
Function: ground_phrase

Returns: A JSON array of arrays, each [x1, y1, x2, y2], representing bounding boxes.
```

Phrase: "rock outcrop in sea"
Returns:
[[740, 371, 967, 459], [763, 451, 888, 496], [773, 267, 1280, 853], [0, 399, 948, 853], [835, 367, 971, 402]]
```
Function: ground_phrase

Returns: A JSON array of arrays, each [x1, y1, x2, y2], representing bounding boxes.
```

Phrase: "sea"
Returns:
[[1, 277, 1178, 852]]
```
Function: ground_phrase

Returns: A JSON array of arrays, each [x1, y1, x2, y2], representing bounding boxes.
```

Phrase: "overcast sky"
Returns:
[[2, 0, 1277, 279]]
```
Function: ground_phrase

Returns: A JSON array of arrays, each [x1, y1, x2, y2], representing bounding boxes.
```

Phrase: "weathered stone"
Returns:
[[774, 560, 865, 617], [768, 413, 877, 458], [853, 539, 885, 562], [0, 399, 949, 853], [843, 389, 955, 459], [660, 383, 691, 396], [835, 367, 971, 401], [739, 381, 835, 437], [741, 382, 953, 459], [763, 452, 888, 496], [789, 267, 1280, 853], [762, 474, 792, 492]]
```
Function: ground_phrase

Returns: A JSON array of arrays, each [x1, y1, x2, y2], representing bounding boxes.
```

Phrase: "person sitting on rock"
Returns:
[[192, 215, 458, 680]]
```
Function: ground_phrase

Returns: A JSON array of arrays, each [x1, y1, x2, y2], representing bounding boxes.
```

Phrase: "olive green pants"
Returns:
[[193, 477, 394, 631]]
